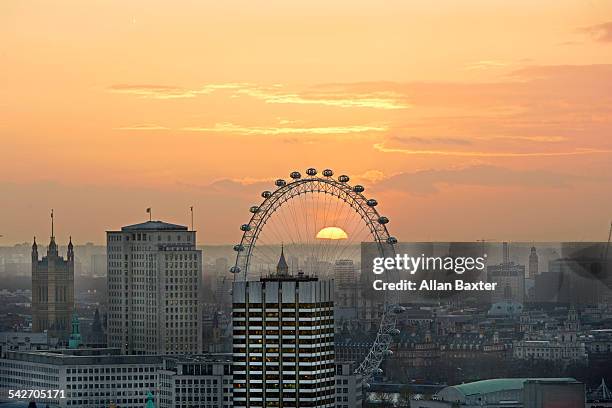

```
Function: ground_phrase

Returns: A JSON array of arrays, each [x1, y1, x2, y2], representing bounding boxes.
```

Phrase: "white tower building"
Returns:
[[232, 247, 336, 408], [107, 220, 203, 355]]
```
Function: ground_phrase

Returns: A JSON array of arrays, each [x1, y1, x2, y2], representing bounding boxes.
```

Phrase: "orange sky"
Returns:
[[1, 1, 611, 245]]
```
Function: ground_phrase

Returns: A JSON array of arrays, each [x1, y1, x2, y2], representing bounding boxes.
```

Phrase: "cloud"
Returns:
[[373, 142, 612, 158], [580, 21, 612, 42], [114, 124, 169, 131], [373, 165, 602, 195], [235, 85, 410, 110], [182, 122, 387, 136], [108, 83, 248, 99], [465, 60, 510, 70], [389, 136, 472, 146], [109, 82, 409, 109]]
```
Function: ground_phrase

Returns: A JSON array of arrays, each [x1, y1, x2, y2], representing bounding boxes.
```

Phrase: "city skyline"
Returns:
[[1, 2, 612, 244]]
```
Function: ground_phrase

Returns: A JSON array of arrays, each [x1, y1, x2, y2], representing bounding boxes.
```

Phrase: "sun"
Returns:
[[315, 226, 348, 240]]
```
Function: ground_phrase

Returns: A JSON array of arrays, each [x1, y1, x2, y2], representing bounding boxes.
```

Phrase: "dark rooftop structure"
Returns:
[[119, 220, 188, 231]]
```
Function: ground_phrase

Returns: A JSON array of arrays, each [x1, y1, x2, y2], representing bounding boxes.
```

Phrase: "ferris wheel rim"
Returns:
[[230, 169, 400, 380]]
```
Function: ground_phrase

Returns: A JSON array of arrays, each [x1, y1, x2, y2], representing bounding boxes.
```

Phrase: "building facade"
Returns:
[[0, 348, 162, 408], [232, 248, 336, 408], [158, 354, 233, 408], [107, 220, 203, 355], [334, 362, 363, 408], [31, 214, 75, 340]]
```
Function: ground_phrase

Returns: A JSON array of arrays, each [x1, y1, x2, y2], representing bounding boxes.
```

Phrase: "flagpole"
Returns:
[[190, 206, 194, 231]]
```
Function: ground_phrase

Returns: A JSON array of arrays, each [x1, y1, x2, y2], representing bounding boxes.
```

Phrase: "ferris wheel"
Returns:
[[230, 168, 402, 380]]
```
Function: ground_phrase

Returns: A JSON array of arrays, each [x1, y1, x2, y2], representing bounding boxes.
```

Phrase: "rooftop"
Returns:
[[119, 220, 188, 231], [450, 378, 578, 396]]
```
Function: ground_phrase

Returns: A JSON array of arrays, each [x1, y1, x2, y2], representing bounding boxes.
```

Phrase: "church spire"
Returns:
[[68, 312, 82, 349], [276, 244, 289, 276], [32, 237, 38, 261], [48, 209, 58, 256]]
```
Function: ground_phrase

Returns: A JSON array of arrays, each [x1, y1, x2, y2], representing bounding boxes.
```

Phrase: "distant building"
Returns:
[[0, 332, 56, 357], [107, 220, 203, 355], [410, 378, 584, 408], [91, 253, 107, 276], [513, 307, 587, 363], [334, 259, 356, 288], [232, 247, 336, 408], [31, 212, 74, 340], [533, 257, 605, 305], [528, 247, 538, 279], [487, 262, 525, 304]]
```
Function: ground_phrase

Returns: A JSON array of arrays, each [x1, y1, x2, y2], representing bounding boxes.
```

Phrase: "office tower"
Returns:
[[31, 212, 74, 339], [502, 242, 510, 264], [107, 220, 203, 355], [528, 246, 539, 278], [232, 247, 335, 408], [334, 260, 355, 288]]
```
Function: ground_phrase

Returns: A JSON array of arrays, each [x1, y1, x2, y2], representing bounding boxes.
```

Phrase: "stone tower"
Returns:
[[31, 210, 74, 339]]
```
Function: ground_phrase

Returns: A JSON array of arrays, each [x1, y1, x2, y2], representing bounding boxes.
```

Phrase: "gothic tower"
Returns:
[[31, 210, 75, 340]]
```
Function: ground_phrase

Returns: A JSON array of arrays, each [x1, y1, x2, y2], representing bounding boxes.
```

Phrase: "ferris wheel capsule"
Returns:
[[306, 168, 317, 176], [366, 199, 378, 207], [353, 185, 364, 193], [262, 191, 272, 199], [378, 216, 389, 225], [322, 169, 334, 177], [387, 236, 397, 245], [275, 179, 286, 187], [233, 244, 245, 252], [229, 266, 241, 274], [240, 224, 251, 231], [338, 175, 350, 183], [290, 171, 301, 179], [249, 206, 260, 213]]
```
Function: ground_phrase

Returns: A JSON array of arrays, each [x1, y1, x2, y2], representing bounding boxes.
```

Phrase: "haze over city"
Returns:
[[1, 1, 612, 245]]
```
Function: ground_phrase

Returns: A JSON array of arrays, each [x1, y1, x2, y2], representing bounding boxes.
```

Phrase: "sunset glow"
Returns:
[[1, 1, 611, 244]]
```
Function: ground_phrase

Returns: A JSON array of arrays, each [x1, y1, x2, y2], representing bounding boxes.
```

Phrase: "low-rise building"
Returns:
[[410, 378, 584, 408], [158, 354, 233, 408], [334, 361, 363, 408]]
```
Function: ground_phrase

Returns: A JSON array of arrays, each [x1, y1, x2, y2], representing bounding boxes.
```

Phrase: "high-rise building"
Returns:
[[107, 220, 203, 355], [528, 246, 539, 278], [334, 259, 356, 288], [31, 211, 74, 339], [232, 247, 336, 408]]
